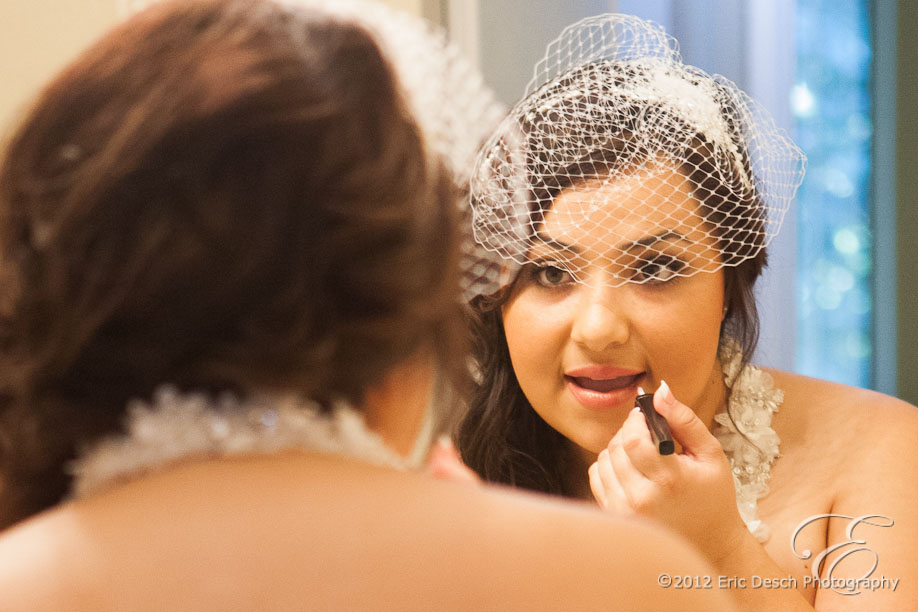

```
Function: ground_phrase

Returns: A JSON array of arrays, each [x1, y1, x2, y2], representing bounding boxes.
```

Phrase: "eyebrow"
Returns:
[[531, 229, 687, 255], [617, 230, 688, 252], [532, 231, 581, 254]]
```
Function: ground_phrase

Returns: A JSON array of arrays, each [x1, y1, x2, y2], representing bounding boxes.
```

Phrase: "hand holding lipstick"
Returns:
[[588, 380, 747, 563], [635, 388, 673, 455]]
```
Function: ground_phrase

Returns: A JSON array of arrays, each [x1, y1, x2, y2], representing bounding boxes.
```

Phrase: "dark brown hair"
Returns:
[[458, 62, 766, 495], [0, 0, 464, 527]]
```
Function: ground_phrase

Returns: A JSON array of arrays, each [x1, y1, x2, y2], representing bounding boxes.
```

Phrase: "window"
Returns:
[[793, 0, 873, 386]]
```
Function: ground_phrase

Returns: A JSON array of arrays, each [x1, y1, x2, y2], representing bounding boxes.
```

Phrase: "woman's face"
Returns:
[[501, 166, 726, 461]]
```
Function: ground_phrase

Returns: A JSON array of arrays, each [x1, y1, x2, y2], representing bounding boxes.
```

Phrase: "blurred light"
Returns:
[[815, 285, 842, 310], [845, 332, 871, 359], [794, 0, 872, 387], [833, 227, 861, 254], [849, 251, 871, 276], [791, 83, 817, 118], [811, 258, 834, 279], [847, 113, 872, 141], [822, 167, 854, 198], [827, 266, 855, 293]]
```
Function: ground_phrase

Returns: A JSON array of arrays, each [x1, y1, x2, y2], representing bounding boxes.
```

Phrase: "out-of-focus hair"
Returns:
[[0, 0, 463, 526]]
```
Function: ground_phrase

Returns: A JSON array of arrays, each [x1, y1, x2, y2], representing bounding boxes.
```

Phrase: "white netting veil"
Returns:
[[469, 13, 806, 297], [119, 0, 506, 298]]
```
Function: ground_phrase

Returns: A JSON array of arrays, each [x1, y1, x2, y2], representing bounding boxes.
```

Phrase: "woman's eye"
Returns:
[[534, 264, 573, 287], [634, 255, 686, 283]]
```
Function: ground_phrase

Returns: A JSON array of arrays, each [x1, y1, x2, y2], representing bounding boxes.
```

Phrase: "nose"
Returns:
[[569, 284, 630, 352]]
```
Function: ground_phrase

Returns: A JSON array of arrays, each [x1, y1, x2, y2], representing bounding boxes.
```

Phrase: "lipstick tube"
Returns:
[[635, 393, 674, 455]]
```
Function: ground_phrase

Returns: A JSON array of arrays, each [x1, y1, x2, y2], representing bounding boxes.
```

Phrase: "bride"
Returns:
[[0, 1, 733, 610], [459, 13, 918, 611]]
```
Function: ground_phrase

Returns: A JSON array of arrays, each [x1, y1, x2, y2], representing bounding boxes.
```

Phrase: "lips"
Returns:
[[569, 373, 642, 392], [564, 366, 644, 411]]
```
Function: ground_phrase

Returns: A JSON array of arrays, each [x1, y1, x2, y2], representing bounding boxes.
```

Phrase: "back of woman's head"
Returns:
[[0, 0, 462, 525]]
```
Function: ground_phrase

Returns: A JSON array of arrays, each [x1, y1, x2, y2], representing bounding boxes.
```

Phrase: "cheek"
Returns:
[[501, 295, 569, 392], [635, 279, 724, 399]]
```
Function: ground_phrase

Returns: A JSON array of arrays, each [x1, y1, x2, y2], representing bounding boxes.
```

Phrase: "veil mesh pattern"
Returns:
[[469, 14, 806, 296]]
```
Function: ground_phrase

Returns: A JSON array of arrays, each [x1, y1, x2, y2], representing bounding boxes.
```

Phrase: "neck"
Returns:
[[695, 356, 729, 430], [565, 443, 600, 501]]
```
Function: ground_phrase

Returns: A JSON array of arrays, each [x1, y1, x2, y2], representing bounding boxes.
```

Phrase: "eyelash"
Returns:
[[633, 254, 687, 285], [525, 261, 574, 289], [521, 254, 688, 288]]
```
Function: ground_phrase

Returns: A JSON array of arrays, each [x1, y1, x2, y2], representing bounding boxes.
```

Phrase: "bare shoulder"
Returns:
[[759, 373, 918, 610], [761, 367, 918, 451], [762, 367, 918, 510], [0, 453, 735, 612]]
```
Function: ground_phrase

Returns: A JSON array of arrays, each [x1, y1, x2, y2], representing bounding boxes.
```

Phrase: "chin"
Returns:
[[570, 434, 610, 457]]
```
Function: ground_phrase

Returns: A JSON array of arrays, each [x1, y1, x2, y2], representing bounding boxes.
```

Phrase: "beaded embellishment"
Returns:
[[71, 387, 407, 499], [711, 345, 784, 543]]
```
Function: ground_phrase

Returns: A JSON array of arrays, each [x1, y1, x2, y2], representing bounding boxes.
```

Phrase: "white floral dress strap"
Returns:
[[70, 387, 407, 499], [710, 345, 784, 543]]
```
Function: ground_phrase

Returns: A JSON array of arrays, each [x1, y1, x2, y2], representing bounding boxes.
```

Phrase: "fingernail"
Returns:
[[658, 379, 675, 407]]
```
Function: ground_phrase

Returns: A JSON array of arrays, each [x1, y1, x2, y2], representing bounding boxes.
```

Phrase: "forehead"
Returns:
[[540, 165, 712, 250]]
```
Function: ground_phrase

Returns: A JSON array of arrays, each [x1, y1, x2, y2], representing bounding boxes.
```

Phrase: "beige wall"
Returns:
[[380, 0, 424, 15], [0, 0, 427, 137], [0, 1, 118, 137]]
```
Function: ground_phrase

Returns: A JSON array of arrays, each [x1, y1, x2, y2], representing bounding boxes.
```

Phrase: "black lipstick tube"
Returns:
[[635, 393, 674, 455]]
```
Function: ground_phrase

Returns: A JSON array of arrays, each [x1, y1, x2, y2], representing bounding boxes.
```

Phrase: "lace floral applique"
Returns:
[[711, 344, 783, 543], [71, 387, 408, 499]]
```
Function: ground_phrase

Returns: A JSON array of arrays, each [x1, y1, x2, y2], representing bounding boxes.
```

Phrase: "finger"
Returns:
[[653, 380, 723, 459], [592, 450, 630, 513], [607, 430, 653, 506], [619, 406, 675, 484], [588, 462, 608, 508]]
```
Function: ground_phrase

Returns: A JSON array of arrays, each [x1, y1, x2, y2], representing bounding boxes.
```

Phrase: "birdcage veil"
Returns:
[[469, 13, 806, 297]]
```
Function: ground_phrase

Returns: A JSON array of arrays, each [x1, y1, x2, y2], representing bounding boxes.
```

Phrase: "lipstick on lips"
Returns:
[[565, 365, 643, 411], [636, 389, 674, 455]]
